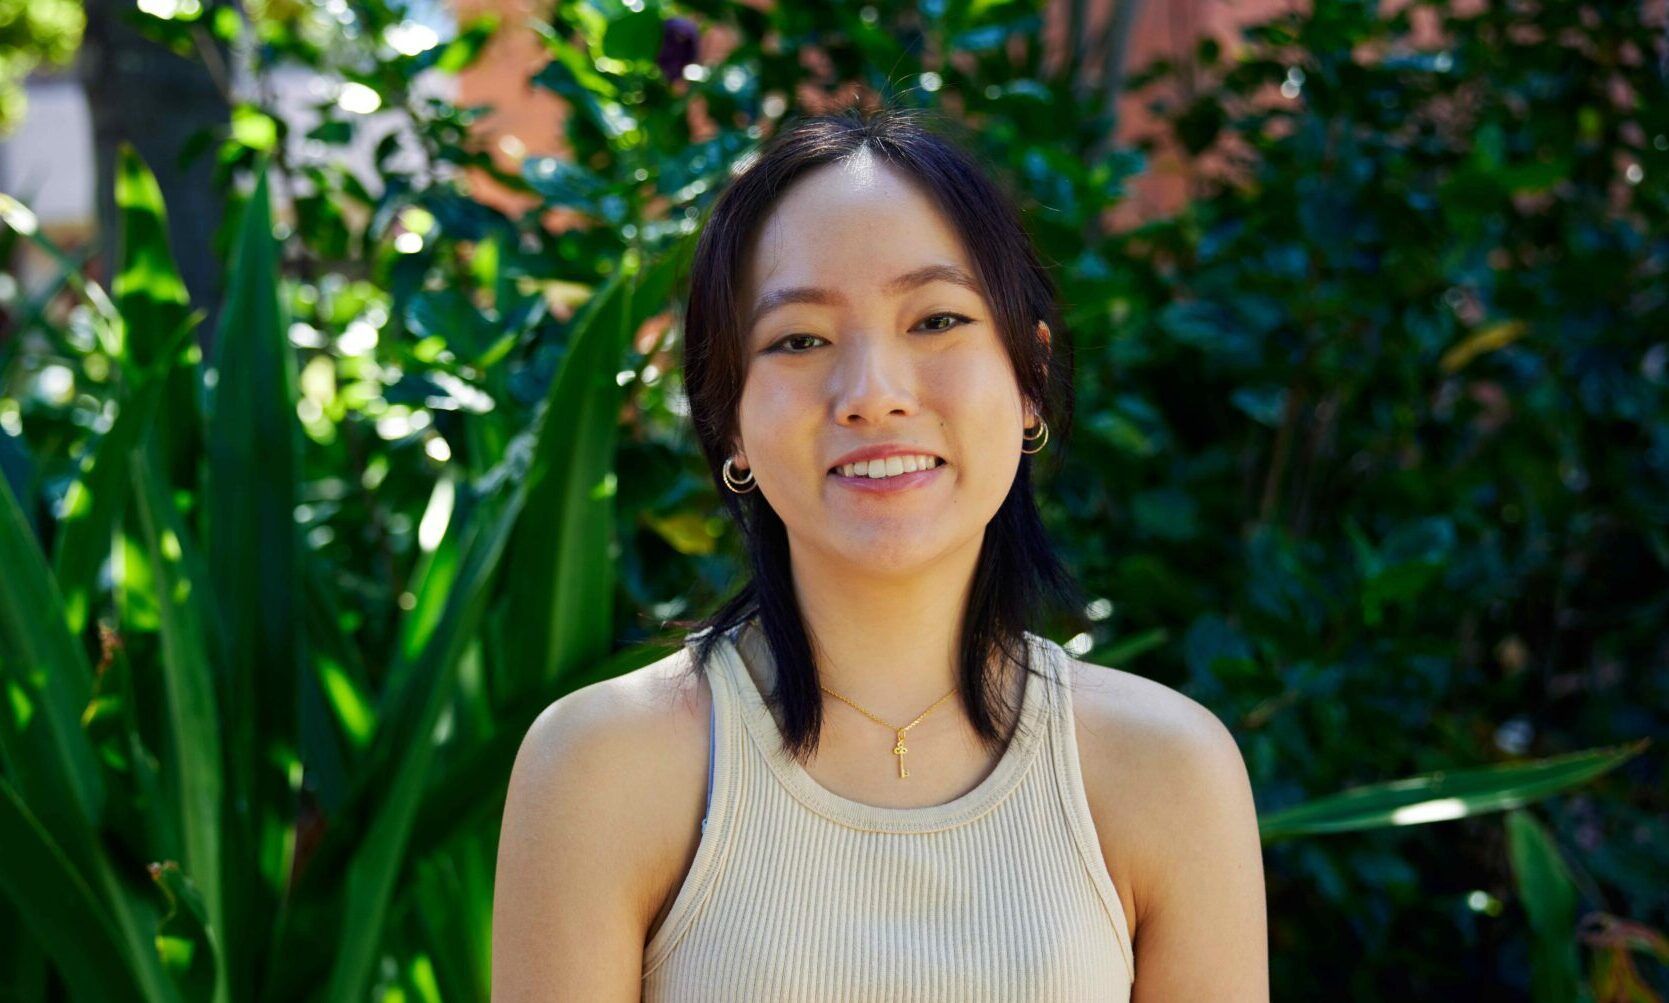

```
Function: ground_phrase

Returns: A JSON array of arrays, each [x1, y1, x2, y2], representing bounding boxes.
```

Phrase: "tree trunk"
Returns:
[[77, 0, 230, 355]]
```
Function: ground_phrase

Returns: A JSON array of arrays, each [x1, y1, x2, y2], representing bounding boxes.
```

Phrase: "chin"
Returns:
[[824, 526, 960, 575]]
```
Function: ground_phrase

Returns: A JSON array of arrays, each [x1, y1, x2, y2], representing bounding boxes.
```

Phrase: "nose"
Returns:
[[830, 335, 919, 426]]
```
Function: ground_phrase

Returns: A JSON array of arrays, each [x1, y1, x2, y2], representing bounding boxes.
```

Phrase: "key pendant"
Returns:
[[893, 729, 909, 779]]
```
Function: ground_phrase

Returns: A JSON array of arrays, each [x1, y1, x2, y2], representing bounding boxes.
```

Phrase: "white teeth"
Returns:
[[835, 454, 940, 479]]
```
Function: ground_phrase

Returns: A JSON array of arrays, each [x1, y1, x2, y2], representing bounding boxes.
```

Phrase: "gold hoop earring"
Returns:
[[1021, 417, 1049, 454], [722, 457, 757, 493]]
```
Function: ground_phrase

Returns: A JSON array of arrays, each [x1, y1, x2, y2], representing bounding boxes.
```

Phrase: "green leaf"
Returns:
[[53, 148, 203, 636], [55, 316, 199, 637], [429, 14, 500, 74], [409, 840, 493, 1002], [203, 161, 301, 998], [531, 22, 635, 143], [0, 471, 106, 838], [113, 145, 193, 370], [1507, 810, 1590, 1003], [148, 860, 219, 1003], [131, 439, 227, 1003], [601, 8, 662, 63], [521, 156, 611, 214], [230, 105, 278, 153], [298, 559, 374, 816], [0, 775, 146, 1003], [321, 440, 538, 1003], [1257, 740, 1649, 842], [501, 237, 690, 699]]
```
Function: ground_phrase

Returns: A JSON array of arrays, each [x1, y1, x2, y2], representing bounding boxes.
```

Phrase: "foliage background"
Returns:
[[0, 0, 1664, 1000]]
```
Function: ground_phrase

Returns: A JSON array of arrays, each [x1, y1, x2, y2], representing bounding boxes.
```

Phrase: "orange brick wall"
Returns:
[[454, 0, 1335, 227]]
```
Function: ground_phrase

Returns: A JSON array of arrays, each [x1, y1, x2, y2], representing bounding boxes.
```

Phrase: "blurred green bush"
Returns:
[[0, 0, 1662, 1000]]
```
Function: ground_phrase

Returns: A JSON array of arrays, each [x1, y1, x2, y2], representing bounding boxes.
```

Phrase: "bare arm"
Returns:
[[492, 685, 653, 1002], [1129, 706, 1269, 1002]]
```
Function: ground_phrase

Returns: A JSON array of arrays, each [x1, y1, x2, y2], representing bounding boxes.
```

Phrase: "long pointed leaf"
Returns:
[[112, 145, 205, 536], [0, 775, 144, 1003], [131, 438, 228, 1003], [56, 315, 201, 637], [297, 558, 372, 816], [112, 144, 193, 369], [1257, 740, 1649, 842], [148, 861, 219, 1003], [0, 472, 105, 835], [1507, 809, 1590, 1003], [500, 264, 633, 692], [202, 163, 301, 1000], [501, 235, 692, 699]]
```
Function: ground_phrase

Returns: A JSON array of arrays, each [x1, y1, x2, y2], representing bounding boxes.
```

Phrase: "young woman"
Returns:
[[492, 108, 1268, 1002]]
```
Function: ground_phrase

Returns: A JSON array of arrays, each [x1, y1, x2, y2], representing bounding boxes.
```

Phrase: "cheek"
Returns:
[[928, 350, 1024, 428], [738, 376, 817, 458]]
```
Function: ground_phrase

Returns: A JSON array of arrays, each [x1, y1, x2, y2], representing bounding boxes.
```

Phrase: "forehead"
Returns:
[[744, 154, 976, 298]]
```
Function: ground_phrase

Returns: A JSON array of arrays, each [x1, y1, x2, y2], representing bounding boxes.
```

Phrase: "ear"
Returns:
[[1028, 321, 1053, 422]]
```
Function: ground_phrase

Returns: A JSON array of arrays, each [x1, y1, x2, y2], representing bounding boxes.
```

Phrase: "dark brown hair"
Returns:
[[670, 104, 1087, 763]]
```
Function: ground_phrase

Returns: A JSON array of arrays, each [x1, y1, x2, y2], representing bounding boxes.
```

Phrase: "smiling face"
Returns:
[[731, 149, 1049, 579]]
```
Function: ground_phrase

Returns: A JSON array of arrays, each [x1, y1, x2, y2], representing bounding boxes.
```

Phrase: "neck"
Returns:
[[782, 531, 984, 727]]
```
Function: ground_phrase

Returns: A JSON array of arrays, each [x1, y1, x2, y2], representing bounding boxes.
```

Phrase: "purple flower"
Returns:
[[657, 17, 700, 82]]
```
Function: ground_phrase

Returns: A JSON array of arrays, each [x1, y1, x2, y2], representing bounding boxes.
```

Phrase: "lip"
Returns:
[[826, 443, 947, 474], [828, 462, 946, 494]]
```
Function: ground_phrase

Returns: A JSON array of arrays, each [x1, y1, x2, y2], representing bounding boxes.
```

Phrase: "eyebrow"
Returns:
[[745, 263, 983, 332]]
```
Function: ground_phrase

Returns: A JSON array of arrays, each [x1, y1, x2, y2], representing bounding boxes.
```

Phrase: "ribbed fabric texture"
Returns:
[[641, 618, 1135, 1001]]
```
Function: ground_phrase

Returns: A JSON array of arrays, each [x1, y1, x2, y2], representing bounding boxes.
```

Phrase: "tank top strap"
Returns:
[[645, 625, 750, 976], [1034, 633, 1138, 981], [684, 624, 741, 833]]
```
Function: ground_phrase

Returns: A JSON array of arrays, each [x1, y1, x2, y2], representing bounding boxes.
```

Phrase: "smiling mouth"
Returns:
[[828, 457, 947, 479]]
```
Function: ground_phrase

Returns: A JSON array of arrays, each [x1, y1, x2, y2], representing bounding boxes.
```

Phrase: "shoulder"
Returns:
[[1064, 655, 1267, 995], [1063, 656, 1261, 922], [494, 647, 715, 992], [498, 647, 713, 927], [508, 647, 710, 804], [1065, 654, 1249, 786]]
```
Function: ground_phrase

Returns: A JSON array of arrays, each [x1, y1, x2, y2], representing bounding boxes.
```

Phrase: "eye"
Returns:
[[762, 314, 972, 355], [765, 333, 827, 354], [917, 312, 973, 333]]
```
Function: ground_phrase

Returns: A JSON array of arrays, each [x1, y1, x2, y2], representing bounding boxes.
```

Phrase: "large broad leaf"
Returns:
[[0, 470, 105, 838], [1507, 809, 1592, 1003], [297, 557, 375, 817], [148, 861, 219, 1003], [112, 144, 192, 369], [0, 775, 146, 1003], [1257, 740, 1648, 842], [55, 316, 200, 638], [111, 145, 204, 518], [497, 263, 633, 694], [202, 163, 302, 1000], [501, 234, 693, 702], [409, 835, 494, 1003], [131, 438, 228, 1003]]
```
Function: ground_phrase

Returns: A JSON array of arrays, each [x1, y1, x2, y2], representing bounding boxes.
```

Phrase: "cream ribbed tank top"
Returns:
[[641, 619, 1135, 1001]]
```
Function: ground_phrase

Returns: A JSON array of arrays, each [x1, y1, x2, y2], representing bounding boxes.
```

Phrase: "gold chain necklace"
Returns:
[[818, 682, 959, 779]]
